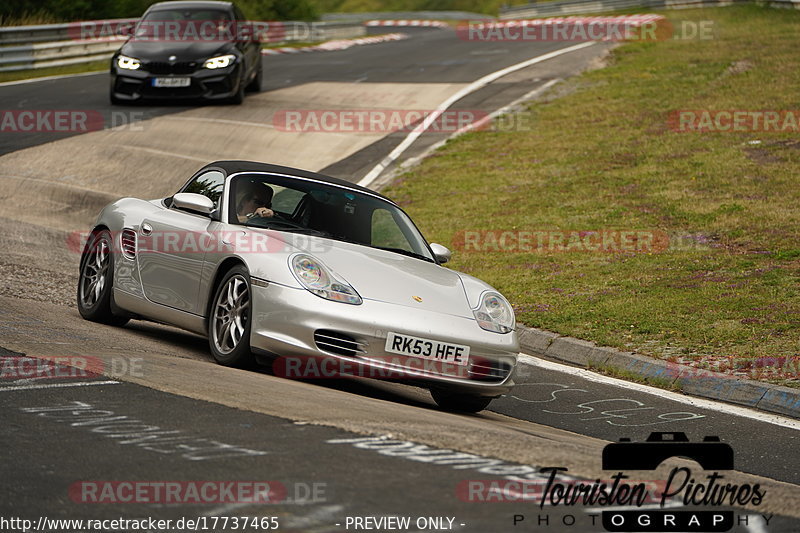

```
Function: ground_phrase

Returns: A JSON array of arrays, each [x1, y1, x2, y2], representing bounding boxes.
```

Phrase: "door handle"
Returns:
[[221, 230, 246, 246]]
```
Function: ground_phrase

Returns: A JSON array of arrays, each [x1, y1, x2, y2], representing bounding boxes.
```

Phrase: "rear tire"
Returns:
[[430, 390, 493, 413], [208, 265, 254, 367], [77, 230, 129, 326]]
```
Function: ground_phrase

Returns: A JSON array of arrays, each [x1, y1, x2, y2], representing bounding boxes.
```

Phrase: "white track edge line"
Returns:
[[518, 353, 800, 430], [0, 70, 105, 87], [0, 380, 120, 392], [357, 41, 596, 188]]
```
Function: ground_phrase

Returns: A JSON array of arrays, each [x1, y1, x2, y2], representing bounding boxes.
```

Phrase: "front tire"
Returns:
[[430, 389, 493, 413], [77, 230, 129, 326], [228, 66, 246, 105], [246, 57, 262, 93], [208, 265, 254, 367]]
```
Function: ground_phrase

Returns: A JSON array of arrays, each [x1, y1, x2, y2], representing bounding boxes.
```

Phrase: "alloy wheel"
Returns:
[[212, 274, 250, 354]]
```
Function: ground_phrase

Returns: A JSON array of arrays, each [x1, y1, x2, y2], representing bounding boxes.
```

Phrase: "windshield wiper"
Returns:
[[244, 221, 328, 237], [374, 246, 435, 263], [274, 227, 329, 236]]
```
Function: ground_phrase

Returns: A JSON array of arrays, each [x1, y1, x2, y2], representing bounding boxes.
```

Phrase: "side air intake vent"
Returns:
[[121, 229, 137, 260]]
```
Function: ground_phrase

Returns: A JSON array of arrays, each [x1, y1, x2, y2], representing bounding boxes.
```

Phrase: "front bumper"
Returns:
[[110, 63, 242, 101], [250, 281, 520, 397]]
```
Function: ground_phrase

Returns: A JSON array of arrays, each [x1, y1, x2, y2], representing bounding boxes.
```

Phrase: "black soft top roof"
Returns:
[[201, 160, 394, 203]]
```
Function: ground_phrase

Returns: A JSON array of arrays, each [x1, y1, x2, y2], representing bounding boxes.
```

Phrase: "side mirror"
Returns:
[[172, 193, 215, 215], [430, 243, 451, 264]]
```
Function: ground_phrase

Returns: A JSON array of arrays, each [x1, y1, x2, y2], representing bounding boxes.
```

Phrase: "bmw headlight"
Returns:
[[116, 55, 141, 70], [290, 254, 362, 305], [473, 291, 515, 333], [203, 54, 236, 69]]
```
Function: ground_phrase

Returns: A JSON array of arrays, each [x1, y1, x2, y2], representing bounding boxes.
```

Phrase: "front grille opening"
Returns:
[[314, 330, 367, 357], [469, 357, 512, 382], [121, 229, 137, 260], [144, 61, 198, 75]]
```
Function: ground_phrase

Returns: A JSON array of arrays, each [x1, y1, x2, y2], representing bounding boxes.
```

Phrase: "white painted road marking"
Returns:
[[21, 400, 268, 460], [454, 78, 561, 135], [203, 487, 273, 516], [358, 41, 597, 188], [519, 354, 800, 431], [508, 382, 706, 427], [0, 380, 119, 392], [0, 71, 105, 88], [368, 79, 561, 185]]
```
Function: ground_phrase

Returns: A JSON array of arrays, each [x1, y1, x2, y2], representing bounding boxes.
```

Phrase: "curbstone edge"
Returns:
[[515, 324, 800, 419]]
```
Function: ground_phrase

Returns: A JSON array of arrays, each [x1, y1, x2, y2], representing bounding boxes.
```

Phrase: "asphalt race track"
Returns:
[[1, 24, 798, 533]]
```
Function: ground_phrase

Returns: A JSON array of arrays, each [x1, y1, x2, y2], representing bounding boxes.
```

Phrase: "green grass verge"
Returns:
[[587, 363, 684, 391], [0, 60, 108, 84], [382, 5, 800, 385]]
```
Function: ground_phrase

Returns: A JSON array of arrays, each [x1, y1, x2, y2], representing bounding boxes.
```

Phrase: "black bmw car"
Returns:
[[110, 1, 263, 105]]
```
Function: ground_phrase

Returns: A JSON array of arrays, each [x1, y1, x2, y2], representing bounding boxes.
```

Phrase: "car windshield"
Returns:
[[136, 9, 232, 38], [229, 174, 435, 262]]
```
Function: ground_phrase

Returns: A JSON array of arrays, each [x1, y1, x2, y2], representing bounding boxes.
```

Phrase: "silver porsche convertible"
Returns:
[[77, 161, 519, 412]]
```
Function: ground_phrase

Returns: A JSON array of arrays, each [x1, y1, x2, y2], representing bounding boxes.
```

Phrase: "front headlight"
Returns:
[[116, 55, 141, 70], [473, 291, 515, 333], [290, 254, 362, 305], [203, 54, 236, 69]]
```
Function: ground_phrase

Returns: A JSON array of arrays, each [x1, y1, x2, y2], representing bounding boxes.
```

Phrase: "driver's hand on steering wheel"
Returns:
[[250, 207, 274, 218]]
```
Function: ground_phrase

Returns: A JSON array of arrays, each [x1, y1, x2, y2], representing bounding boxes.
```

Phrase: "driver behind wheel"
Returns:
[[236, 179, 274, 223]]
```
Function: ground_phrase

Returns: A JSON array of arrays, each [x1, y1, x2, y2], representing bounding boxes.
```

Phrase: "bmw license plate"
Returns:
[[152, 77, 191, 88], [385, 332, 470, 366]]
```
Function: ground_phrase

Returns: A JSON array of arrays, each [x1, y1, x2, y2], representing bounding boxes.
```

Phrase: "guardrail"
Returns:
[[303, 21, 367, 40], [0, 18, 136, 45], [499, 0, 799, 18], [0, 19, 365, 72], [0, 38, 124, 71], [321, 10, 491, 21]]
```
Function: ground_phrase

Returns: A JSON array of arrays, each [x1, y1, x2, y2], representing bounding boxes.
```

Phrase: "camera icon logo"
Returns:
[[602, 432, 734, 471]]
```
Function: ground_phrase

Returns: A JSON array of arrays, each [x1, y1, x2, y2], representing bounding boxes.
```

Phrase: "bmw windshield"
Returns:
[[135, 8, 232, 39]]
